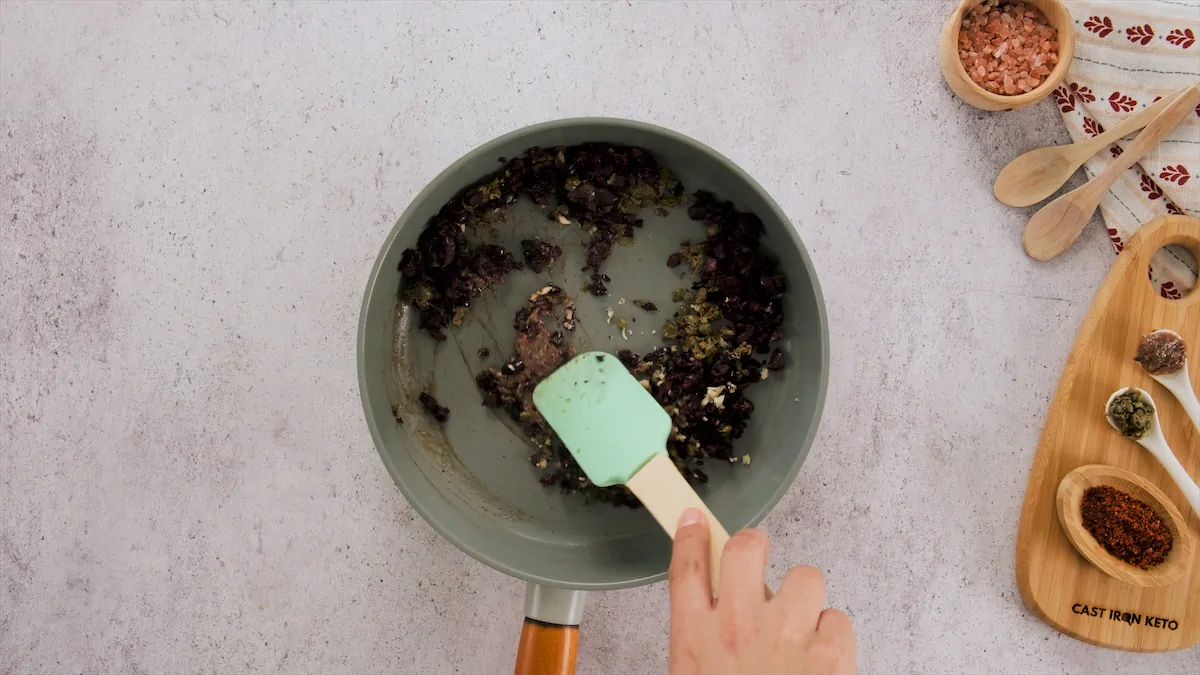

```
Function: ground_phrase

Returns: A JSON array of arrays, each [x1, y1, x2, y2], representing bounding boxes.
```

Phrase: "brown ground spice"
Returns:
[[1080, 485, 1173, 569], [1134, 330, 1186, 376]]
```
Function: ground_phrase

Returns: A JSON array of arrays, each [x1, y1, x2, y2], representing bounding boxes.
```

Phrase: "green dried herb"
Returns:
[[462, 178, 502, 210], [618, 168, 681, 215], [619, 181, 659, 214], [664, 291, 729, 361], [675, 241, 708, 275], [469, 205, 508, 228], [405, 283, 438, 310], [1107, 391, 1155, 440]]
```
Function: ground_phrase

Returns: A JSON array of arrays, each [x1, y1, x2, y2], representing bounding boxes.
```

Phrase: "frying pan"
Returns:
[[357, 118, 828, 674]]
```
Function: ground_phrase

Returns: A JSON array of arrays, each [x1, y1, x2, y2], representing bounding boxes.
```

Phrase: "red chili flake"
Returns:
[[1080, 486, 1173, 569]]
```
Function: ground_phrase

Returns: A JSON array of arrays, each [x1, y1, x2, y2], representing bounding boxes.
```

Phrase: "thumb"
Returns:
[[669, 508, 713, 613]]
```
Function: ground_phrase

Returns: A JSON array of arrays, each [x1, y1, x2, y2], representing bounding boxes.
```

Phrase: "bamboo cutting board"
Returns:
[[1017, 215, 1200, 652]]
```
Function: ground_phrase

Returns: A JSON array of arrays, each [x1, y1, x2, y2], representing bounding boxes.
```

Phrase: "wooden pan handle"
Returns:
[[514, 619, 579, 675]]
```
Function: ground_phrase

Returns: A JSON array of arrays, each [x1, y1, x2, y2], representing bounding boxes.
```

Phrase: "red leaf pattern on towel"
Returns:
[[1140, 173, 1163, 200], [1085, 16, 1114, 37], [1106, 228, 1124, 253], [1126, 24, 1154, 45], [1108, 91, 1137, 112], [1051, 20, 1197, 295], [1166, 28, 1195, 49], [1070, 83, 1096, 103], [1159, 165, 1191, 186], [1053, 86, 1074, 113]]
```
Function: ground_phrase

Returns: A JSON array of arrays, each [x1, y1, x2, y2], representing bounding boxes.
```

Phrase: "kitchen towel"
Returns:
[[1057, 0, 1199, 295]]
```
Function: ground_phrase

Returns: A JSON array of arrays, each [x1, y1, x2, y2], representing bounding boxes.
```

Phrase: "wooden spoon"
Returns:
[[1056, 464, 1193, 588], [1022, 84, 1200, 262], [995, 86, 1192, 207]]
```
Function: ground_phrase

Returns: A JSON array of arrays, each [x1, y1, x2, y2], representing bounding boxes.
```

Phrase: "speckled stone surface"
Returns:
[[1, 1, 1195, 673]]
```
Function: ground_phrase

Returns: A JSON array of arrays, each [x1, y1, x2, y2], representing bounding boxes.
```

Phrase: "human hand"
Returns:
[[667, 508, 857, 675]]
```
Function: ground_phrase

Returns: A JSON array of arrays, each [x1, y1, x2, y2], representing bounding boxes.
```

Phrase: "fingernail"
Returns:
[[678, 508, 704, 528]]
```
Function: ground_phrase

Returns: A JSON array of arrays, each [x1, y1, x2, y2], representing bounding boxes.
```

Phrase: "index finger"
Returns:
[[668, 508, 713, 615]]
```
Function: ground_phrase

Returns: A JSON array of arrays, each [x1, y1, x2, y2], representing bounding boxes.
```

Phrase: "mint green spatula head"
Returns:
[[533, 351, 672, 487]]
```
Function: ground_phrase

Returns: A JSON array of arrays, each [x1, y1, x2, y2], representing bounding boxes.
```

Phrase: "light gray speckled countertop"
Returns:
[[2, 1, 1195, 672]]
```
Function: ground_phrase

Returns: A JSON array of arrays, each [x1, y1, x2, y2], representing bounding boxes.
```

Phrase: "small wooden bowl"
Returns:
[[939, 0, 1076, 111], [1056, 465, 1193, 587]]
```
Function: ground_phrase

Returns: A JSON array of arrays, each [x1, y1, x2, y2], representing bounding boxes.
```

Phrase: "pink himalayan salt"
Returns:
[[957, 0, 1059, 96]]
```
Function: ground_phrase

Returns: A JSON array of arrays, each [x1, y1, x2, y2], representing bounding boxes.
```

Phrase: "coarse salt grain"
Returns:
[[957, 0, 1058, 96]]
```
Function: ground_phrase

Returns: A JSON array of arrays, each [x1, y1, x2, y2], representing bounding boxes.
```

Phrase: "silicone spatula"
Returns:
[[533, 351, 734, 594]]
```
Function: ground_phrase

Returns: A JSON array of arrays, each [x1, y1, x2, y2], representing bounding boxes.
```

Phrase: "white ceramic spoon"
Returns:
[[1137, 329, 1200, 433], [1106, 387, 1200, 516]]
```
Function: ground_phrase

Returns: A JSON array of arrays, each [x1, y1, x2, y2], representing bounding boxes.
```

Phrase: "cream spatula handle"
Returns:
[[626, 453, 773, 599]]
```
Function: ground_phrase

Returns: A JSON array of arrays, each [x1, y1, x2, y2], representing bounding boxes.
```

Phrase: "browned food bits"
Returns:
[[1081, 485, 1173, 569], [419, 392, 450, 423], [632, 300, 658, 312], [398, 145, 683, 339], [399, 143, 786, 508], [481, 176, 786, 508], [958, 0, 1058, 95], [1134, 330, 1187, 376], [521, 238, 563, 274], [475, 287, 583, 485]]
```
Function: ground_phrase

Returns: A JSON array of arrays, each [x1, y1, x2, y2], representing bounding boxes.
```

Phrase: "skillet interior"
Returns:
[[357, 118, 828, 589]]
